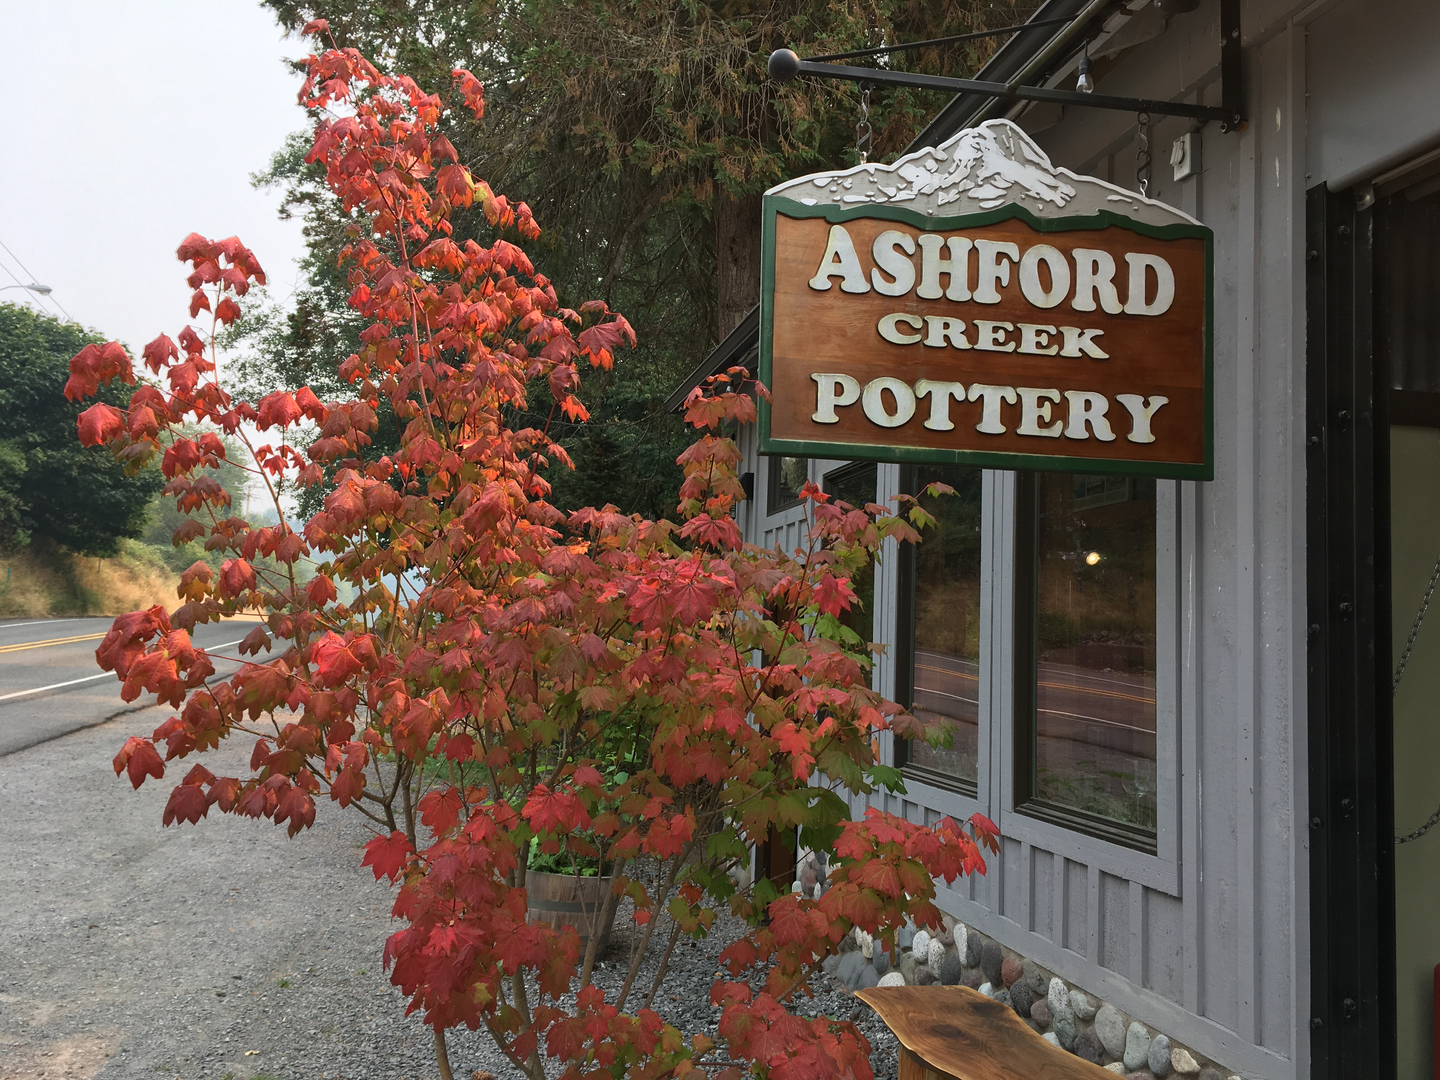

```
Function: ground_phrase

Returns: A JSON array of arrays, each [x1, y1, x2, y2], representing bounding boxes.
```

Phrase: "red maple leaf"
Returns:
[[215, 297, 242, 325], [418, 787, 463, 836], [77, 403, 125, 447], [812, 573, 858, 618], [311, 632, 362, 686], [113, 737, 164, 789], [257, 391, 303, 429], [362, 830, 413, 882], [274, 786, 316, 836], [162, 783, 207, 825], [329, 768, 365, 808], [217, 559, 256, 599], [521, 784, 589, 835]]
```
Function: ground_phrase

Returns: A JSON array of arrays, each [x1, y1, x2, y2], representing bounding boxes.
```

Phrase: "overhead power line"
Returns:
[[0, 236, 71, 321], [0, 253, 61, 321]]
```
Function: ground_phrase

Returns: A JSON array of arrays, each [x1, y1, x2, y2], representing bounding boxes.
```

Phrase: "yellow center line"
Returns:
[[914, 662, 1156, 706], [0, 631, 108, 654], [1038, 681, 1155, 706]]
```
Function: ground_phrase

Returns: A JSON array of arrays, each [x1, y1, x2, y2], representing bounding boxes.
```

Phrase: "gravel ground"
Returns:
[[575, 899, 899, 1080], [1, 705, 896, 1080]]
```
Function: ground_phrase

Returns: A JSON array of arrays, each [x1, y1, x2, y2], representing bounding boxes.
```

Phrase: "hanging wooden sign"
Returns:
[[758, 120, 1213, 479]]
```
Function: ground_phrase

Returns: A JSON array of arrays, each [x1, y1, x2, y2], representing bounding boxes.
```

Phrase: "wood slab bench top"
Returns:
[[855, 985, 1116, 1080]]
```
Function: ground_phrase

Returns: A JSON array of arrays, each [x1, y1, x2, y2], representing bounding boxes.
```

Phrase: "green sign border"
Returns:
[[756, 194, 1215, 481]]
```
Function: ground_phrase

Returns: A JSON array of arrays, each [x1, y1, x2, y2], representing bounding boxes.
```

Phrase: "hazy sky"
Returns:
[[0, 1, 310, 353]]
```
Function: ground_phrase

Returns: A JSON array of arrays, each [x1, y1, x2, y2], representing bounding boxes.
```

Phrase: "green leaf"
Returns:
[[867, 763, 908, 795], [776, 791, 810, 828], [752, 875, 780, 912], [816, 745, 865, 792], [705, 828, 748, 863]]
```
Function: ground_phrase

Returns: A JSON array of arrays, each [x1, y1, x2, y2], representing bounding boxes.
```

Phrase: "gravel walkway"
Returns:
[[1, 706, 897, 1080]]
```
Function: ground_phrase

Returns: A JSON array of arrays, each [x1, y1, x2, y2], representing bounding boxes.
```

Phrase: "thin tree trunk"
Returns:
[[642, 917, 685, 1010], [613, 833, 702, 1011], [433, 1029, 454, 1080], [579, 857, 628, 989], [715, 192, 763, 338], [400, 759, 417, 847]]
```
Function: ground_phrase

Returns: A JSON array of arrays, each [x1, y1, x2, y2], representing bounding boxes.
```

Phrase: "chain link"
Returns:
[[855, 85, 873, 165], [1393, 549, 1440, 843], [1397, 802, 1440, 845], [1135, 112, 1152, 197], [1393, 551, 1440, 692]]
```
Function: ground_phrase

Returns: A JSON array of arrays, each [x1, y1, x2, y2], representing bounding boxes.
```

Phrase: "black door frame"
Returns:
[[1305, 181, 1397, 1080]]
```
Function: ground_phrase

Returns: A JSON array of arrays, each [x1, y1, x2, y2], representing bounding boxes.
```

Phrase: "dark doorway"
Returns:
[[1375, 174, 1440, 1079], [1308, 169, 1440, 1080]]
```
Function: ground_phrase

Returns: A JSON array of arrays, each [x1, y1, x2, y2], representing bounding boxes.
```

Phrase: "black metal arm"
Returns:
[[767, 0, 1245, 132]]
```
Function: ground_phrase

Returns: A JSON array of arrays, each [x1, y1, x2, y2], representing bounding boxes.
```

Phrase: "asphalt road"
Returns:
[[0, 616, 260, 758], [0, 617, 480, 1080]]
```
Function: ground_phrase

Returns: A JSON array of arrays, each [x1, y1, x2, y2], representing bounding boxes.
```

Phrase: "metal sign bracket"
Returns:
[[769, 0, 1245, 132]]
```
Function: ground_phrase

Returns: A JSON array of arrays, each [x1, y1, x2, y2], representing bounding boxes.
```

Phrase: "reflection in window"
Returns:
[[904, 466, 983, 790], [1029, 474, 1157, 833], [823, 463, 878, 646], [767, 455, 808, 514]]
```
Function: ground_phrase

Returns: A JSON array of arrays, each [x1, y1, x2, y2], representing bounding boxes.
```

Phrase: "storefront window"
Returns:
[[767, 455, 808, 514], [823, 463, 878, 647], [900, 466, 984, 792], [1018, 473, 1158, 843]]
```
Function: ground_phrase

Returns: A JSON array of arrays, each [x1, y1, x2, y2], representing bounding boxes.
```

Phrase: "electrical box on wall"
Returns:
[[1171, 133, 1200, 181]]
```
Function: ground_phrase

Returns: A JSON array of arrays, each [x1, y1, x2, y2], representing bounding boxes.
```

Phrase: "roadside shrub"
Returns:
[[72, 27, 996, 1080]]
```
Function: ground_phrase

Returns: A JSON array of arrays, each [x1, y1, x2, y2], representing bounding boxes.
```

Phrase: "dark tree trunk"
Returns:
[[716, 192, 763, 338]]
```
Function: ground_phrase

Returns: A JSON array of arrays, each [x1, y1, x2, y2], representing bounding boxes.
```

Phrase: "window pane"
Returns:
[[768, 456, 807, 513], [1032, 474, 1157, 831], [907, 466, 983, 786], [824, 463, 878, 646]]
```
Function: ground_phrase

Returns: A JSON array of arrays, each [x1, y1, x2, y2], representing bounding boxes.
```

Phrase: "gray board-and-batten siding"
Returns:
[[733, 2, 1440, 1079]]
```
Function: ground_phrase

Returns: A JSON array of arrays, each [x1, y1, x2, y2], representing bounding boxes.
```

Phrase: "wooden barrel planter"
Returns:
[[525, 870, 616, 954]]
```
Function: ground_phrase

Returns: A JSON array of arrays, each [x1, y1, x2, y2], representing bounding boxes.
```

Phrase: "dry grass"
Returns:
[[0, 540, 178, 618]]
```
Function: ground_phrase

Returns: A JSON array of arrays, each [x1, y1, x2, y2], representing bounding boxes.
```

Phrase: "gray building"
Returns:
[[670, 2, 1440, 1077]]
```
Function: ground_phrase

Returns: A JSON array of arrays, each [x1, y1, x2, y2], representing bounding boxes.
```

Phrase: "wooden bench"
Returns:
[[856, 985, 1117, 1080]]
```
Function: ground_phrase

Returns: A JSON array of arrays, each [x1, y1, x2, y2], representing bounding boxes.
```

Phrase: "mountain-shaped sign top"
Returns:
[[767, 118, 1197, 228]]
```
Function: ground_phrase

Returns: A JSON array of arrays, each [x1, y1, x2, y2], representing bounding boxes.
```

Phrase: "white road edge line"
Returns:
[[0, 638, 249, 703], [0, 617, 98, 630]]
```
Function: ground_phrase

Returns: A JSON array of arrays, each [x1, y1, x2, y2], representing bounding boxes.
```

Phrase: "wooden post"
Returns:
[[757, 826, 797, 892]]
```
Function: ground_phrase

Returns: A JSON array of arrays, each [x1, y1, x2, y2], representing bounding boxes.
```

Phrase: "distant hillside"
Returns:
[[0, 540, 178, 618]]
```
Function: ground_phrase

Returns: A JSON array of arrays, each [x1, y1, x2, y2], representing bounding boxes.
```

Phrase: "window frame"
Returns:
[[821, 460, 878, 508], [876, 467, 1182, 895], [823, 460, 880, 651], [1011, 472, 1160, 854], [891, 465, 996, 803], [998, 471, 1182, 894], [765, 454, 806, 516]]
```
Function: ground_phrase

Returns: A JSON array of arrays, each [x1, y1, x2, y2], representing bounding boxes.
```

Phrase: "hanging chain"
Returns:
[[1135, 112, 1152, 197], [1397, 800, 1440, 845], [1394, 549, 1440, 843], [1393, 551, 1440, 692], [855, 84, 873, 165]]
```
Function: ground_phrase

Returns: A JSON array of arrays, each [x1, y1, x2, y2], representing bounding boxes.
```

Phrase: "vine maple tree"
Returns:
[[70, 24, 998, 1080]]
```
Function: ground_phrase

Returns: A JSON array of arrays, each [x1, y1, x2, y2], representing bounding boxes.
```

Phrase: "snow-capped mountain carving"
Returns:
[[766, 118, 1197, 228]]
